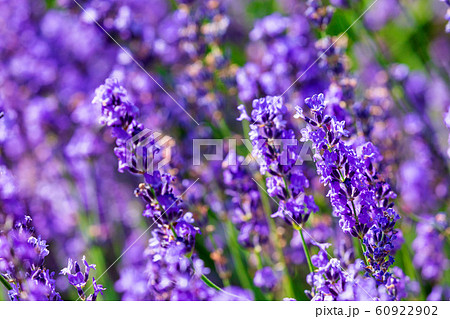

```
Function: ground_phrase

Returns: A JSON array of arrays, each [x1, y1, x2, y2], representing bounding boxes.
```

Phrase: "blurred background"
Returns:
[[0, 0, 449, 300]]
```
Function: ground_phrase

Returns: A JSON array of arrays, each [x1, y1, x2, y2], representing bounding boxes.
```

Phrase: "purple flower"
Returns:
[[0, 215, 61, 301], [427, 285, 450, 301], [363, 0, 401, 31], [89, 277, 106, 301], [237, 12, 327, 104], [94, 78, 221, 300], [27, 236, 49, 259], [440, 0, 450, 33], [253, 267, 279, 291], [305, 0, 335, 30], [238, 96, 318, 228], [412, 214, 448, 282], [92, 78, 148, 173], [223, 153, 270, 248], [296, 93, 403, 298], [60, 256, 103, 301], [306, 241, 347, 301]]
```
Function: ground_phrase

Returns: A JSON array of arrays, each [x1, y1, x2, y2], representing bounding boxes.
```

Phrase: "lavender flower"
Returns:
[[223, 152, 270, 248], [0, 215, 61, 301], [92, 78, 146, 173], [306, 241, 417, 301], [0, 0, 447, 302], [441, 0, 450, 33], [93, 78, 231, 300], [412, 213, 448, 282], [253, 267, 279, 291], [237, 12, 328, 104], [296, 93, 403, 297], [60, 256, 104, 301], [305, 241, 348, 301], [363, 0, 401, 31], [154, 0, 235, 123], [238, 96, 318, 228], [305, 0, 335, 30], [427, 285, 450, 301]]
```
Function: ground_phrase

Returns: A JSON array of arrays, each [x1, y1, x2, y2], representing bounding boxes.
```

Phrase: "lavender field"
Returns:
[[0, 0, 449, 301]]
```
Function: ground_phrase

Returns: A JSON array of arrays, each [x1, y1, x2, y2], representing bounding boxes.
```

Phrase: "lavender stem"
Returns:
[[298, 228, 314, 274]]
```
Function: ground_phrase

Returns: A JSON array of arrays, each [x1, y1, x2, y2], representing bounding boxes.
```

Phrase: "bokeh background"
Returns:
[[0, 0, 449, 300]]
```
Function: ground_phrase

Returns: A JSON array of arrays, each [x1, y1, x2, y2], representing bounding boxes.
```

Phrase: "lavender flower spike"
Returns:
[[295, 93, 403, 299], [60, 256, 104, 301]]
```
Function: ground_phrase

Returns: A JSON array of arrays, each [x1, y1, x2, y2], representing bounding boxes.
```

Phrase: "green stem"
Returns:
[[186, 243, 234, 296], [169, 224, 178, 239], [188, 255, 226, 293], [224, 221, 253, 290], [352, 236, 365, 262], [298, 228, 314, 274], [224, 221, 267, 300], [218, 118, 231, 137], [201, 274, 223, 291], [200, 274, 249, 300], [255, 247, 263, 269], [256, 177, 296, 298], [350, 201, 359, 224], [0, 274, 12, 291], [241, 122, 295, 297]]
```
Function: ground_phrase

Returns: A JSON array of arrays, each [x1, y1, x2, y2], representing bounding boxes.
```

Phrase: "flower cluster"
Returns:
[[253, 267, 279, 291], [222, 152, 270, 248], [236, 12, 328, 104], [238, 96, 318, 228], [412, 214, 448, 282], [60, 257, 105, 301], [92, 78, 145, 173], [93, 78, 249, 300], [305, 0, 335, 30], [0, 0, 448, 303], [159, 0, 237, 123], [306, 241, 415, 301], [0, 215, 60, 301], [295, 93, 403, 297], [305, 241, 347, 301], [0, 161, 104, 301]]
